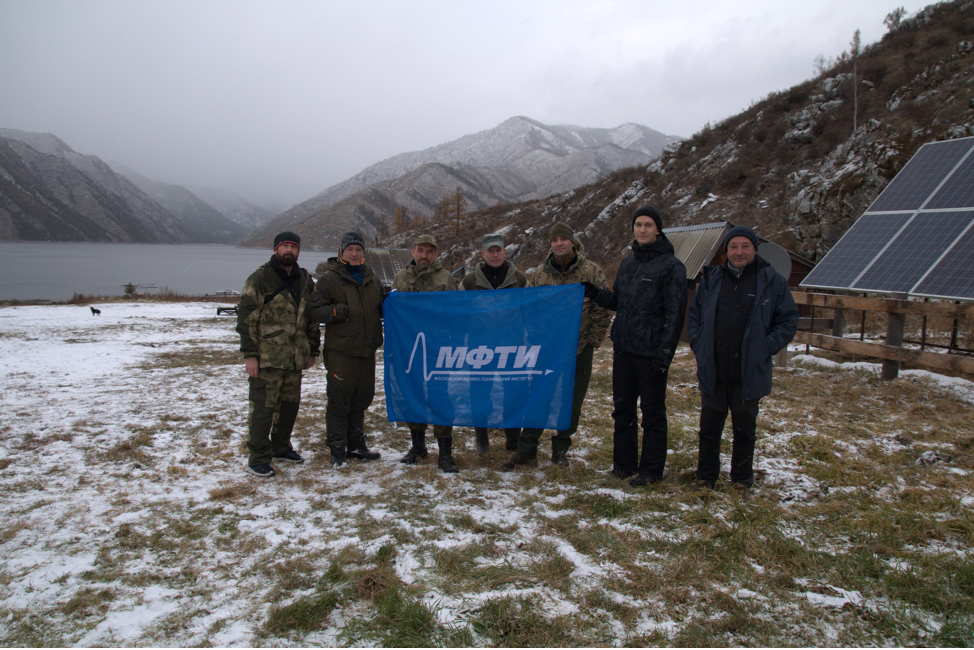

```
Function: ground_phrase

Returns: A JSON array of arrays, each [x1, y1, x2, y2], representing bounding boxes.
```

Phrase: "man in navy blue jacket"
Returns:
[[688, 225, 798, 490]]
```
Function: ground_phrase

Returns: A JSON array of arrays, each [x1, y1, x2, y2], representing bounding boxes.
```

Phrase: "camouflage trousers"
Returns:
[[248, 366, 303, 466]]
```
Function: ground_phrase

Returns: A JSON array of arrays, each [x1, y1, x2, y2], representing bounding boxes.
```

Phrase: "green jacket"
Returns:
[[236, 259, 321, 371], [392, 259, 458, 292], [530, 251, 610, 354], [460, 261, 528, 290], [308, 258, 384, 358]]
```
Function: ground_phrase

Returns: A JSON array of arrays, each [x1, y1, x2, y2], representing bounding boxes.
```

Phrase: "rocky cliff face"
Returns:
[[400, 1, 974, 283], [241, 116, 680, 249], [0, 132, 187, 243]]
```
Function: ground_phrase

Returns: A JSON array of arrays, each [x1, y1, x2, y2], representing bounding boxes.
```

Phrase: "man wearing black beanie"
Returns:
[[236, 231, 320, 477], [688, 225, 798, 491], [309, 231, 386, 469], [583, 205, 687, 486]]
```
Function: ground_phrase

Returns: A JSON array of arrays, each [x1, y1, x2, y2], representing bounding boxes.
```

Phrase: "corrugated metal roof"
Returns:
[[364, 249, 413, 287], [666, 222, 730, 279]]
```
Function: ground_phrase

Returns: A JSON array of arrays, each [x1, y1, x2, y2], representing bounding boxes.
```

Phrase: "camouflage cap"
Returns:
[[413, 234, 438, 248], [481, 233, 504, 250]]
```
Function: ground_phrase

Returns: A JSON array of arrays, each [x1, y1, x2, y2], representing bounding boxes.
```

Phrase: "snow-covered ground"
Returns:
[[1, 302, 971, 646]]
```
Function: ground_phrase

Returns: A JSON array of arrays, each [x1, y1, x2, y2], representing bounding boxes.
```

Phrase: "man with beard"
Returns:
[[309, 232, 384, 469], [583, 206, 687, 486], [460, 232, 528, 455], [236, 231, 320, 477], [392, 234, 461, 473], [689, 225, 798, 491], [502, 222, 610, 470]]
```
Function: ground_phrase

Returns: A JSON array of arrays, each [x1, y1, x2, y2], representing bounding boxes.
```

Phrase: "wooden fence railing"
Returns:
[[789, 292, 974, 378]]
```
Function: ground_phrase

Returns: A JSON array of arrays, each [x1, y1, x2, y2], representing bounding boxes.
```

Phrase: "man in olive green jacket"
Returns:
[[236, 231, 321, 477], [460, 231, 527, 455], [309, 232, 385, 469], [502, 222, 610, 470], [392, 234, 461, 473]]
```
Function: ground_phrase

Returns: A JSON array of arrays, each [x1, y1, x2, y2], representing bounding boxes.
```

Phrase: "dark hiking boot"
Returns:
[[474, 428, 490, 456], [273, 450, 304, 464], [400, 430, 428, 464], [347, 443, 380, 461], [693, 479, 716, 490], [629, 474, 660, 487], [609, 467, 634, 480], [504, 429, 519, 451], [247, 463, 275, 477], [551, 450, 569, 468], [330, 446, 349, 469], [501, 450, 538, 471], [437, 437, 459, 473]]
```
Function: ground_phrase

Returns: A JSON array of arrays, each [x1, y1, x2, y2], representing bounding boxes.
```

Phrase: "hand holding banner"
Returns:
[[384, 285, 583, 429]]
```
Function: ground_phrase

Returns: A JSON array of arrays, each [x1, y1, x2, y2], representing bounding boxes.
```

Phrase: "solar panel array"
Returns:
[[800, 136, 974, 301]]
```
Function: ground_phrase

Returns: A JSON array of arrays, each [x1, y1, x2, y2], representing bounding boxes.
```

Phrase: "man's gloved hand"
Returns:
[[652, 360, 669, 377], [581, 281, 600, 299]]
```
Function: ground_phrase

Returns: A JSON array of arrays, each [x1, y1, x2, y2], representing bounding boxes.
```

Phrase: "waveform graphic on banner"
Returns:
[[384, 284, 583, 429]]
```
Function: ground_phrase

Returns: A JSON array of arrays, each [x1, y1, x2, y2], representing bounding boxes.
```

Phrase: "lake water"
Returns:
[[0, 242, 337, 302]]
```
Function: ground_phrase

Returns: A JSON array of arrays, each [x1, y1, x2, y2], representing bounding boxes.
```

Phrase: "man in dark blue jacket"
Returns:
[[585, 205, 687, 486], [688, 225, 798, 490]]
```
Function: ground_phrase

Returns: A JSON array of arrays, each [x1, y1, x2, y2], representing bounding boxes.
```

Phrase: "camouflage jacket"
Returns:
[[235, 257, 321, 372], [460, 261, 527, 290], [530, 252, 610, 354], [391, 259, 458, 292], [308, 258, 384, 358]]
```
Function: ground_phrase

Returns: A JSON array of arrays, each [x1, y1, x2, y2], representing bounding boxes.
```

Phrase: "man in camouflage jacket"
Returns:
[[392, 234, 462, 473], [235, 231, 320, 477], [308, 232, 385, 469], [460, 231, 528, 455], [503, 222, 610, 470]]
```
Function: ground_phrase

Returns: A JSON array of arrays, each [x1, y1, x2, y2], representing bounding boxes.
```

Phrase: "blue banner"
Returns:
[[384, 284, 583, 429]]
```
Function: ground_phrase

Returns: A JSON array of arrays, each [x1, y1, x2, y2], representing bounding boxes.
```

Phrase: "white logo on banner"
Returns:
[[405, 332, 554, 381]]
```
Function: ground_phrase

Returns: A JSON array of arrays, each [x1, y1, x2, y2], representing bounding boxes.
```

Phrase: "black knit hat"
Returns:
[[273, 231, 301, 250], [631, 205, 663, 233], [724, 225, 759, 252], [340, 231, 366, 256]]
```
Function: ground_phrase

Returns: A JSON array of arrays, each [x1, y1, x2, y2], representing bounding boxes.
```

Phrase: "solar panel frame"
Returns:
[[851, 211, 974, 294], [799, 212, 912, 290], [910, 218, 974, 300], [865, 138, 974, 213]]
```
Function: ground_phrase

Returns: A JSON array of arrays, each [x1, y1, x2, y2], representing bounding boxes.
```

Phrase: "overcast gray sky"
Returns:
[[0, 0, 927, 211]]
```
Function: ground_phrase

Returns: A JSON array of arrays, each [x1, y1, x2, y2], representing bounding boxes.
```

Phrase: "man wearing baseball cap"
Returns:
[[392, 234, 461, 472], [235, 231, 320, 477], [309, 231, 385, 469], [460, 232, 528, 455], [688, 225, 798, 491]]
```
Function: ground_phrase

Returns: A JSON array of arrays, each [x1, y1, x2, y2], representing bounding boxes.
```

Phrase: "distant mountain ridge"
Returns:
[[0, 129, 187, 243], [241, 116, 681, 248]]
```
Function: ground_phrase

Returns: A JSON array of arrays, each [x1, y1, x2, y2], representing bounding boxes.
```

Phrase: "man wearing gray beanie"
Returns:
[[688, 224, 798, 491]]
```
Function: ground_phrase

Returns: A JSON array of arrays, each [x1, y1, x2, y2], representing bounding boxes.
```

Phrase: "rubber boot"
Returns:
[[474, 428, 490, 456], [437, 437, 459, 473], [400, 429, 428, 464]]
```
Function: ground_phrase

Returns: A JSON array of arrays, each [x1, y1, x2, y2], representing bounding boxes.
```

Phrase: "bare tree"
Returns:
[[851, 29, 861, 135], [884, 7, 906, 32], [452, 185, 467, 236]]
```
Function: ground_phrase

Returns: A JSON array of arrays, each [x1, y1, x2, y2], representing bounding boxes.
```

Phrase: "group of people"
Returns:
[[235, 205, 798, 490]]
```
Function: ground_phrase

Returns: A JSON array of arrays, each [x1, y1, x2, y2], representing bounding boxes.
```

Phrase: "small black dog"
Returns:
[[90, 306, 101, 316]]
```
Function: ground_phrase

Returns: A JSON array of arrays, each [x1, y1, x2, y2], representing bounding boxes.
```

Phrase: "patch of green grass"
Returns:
[[264, 590, 340, 638], [470, 595, 578, 647]]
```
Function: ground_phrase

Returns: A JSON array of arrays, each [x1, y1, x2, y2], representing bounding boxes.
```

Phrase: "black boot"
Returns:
[[500, 449, 538, 471], [347, 441, 380, 461], [504, 428, 520, 451], [437, 437, 459, 473], [330, 446, 349, 469], [474, 428, 490, 456], [400, 430, 428, 464], [551, 450, 569, 468]]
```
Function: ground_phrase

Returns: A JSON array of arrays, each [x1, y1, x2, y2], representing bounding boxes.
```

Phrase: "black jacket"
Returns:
[[593, 234, 687, 366], [688, 256, 799, 401]]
